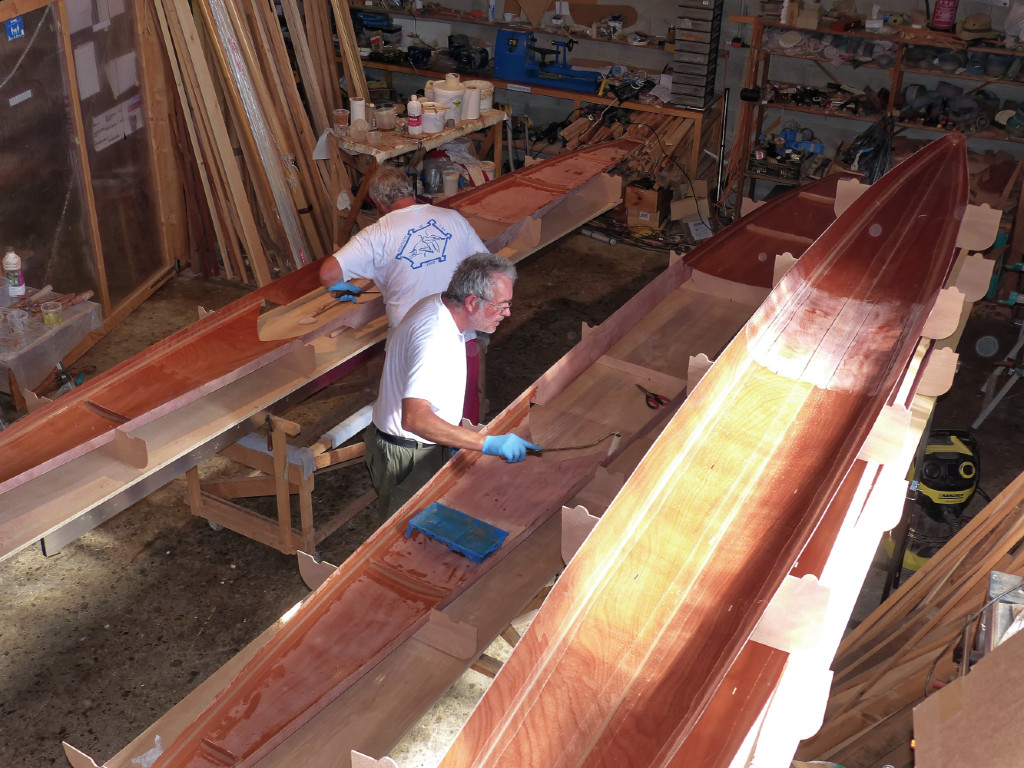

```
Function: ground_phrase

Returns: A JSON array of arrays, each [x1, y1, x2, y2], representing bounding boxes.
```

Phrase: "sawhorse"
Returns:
[[185, 407, 375, 556]]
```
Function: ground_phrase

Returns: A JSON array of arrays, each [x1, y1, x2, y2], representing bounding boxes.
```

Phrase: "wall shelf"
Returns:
[[728, 17, 1024, 206], [359, 60, 723, 178]]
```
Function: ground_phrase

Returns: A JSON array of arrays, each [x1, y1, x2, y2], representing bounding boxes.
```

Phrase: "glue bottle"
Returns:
[[407, 94, 423, 136], [3, 246, 25, 298]]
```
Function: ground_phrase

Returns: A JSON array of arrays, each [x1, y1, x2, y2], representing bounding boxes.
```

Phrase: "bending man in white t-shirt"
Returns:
[[365, 253, 541, 521], [318, 163, 488, 420], [318, 163, 486, 330]]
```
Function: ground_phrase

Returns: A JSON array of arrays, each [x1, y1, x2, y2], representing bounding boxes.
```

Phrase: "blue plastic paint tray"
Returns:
[[405, 502, 509, 563]]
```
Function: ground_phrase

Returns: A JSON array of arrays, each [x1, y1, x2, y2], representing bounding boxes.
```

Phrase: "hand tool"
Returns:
[[526, 431, 621, 456], [296, 290, 377, 325], [636, 383, 669, 409]]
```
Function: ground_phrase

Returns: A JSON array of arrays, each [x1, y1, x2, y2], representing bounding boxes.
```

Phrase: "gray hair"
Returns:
[[443, 253, 517, 304], [368, 164, 414, 208]]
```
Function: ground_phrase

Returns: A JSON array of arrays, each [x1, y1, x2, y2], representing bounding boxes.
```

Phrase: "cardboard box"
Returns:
[[671, 180, 710, 222], [913, 625, 1024, 767], [626, 207, 665, 231], [623, 185, 670, 214]]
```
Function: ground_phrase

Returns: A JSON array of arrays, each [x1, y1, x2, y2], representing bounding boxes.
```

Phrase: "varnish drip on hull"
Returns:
[[436, 134, 968, 768]]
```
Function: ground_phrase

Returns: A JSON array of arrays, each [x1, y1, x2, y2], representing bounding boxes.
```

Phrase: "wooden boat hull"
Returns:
[[138, 167, 846, 768], [435, 134, 968, 768], [0, 141, 639, 545]]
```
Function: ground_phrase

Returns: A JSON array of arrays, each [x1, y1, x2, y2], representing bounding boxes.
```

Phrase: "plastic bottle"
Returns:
[[930, 0, 959, 30], [488, 0, 496, 21], [407, 94, 423, 136], [3, 246, 25, 298]]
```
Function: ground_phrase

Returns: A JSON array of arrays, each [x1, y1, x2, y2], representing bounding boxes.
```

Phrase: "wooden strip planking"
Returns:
[[161, 0, 270, 284], [247, 0, 333, 249]]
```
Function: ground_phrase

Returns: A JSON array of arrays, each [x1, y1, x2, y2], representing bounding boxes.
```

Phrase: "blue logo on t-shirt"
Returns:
[[396, 219, 452, 269]]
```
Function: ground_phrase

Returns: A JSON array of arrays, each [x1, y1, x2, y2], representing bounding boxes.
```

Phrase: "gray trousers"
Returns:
[[364, 423, 447, 525]]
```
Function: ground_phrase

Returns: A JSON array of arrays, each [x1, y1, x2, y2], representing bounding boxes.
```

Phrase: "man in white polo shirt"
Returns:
[[365, 252, 541, 520]]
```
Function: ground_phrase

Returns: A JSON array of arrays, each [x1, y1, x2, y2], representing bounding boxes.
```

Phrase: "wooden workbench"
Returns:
[[330, 109, 506, 247], [364, 61, 722, 180]]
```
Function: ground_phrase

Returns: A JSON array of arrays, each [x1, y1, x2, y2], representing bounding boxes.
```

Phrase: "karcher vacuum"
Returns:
[[911, 429, 980, 530]]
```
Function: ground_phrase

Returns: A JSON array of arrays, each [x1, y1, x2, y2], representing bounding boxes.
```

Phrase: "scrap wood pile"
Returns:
[[561, 111, 694, 187], [795, 468, 1024, 768], [152, 0, 368, 285]]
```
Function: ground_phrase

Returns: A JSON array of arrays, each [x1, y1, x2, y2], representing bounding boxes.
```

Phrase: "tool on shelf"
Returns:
[[493, 30, 601, 93]]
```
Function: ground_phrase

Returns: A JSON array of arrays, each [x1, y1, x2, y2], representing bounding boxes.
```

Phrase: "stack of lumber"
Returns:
[[151, 0, 368, 285], [795, 468, 1024, 768], [561, 111, 694, 187]]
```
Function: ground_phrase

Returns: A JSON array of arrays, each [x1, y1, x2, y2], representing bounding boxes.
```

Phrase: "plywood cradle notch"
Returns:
[[96, 429, 149, 470], [298, 550, 337, 591], [687, 353, 714, 396], [955, 202, 1001, 252], [773, 251, 797, 285], [561, 504, 600, 565], [917, 346, 959, 398], [352, 751, 401, 768], [749, 573, 832, 655], [921, 287, 966, 341], [953, 251, 995, 303], [857, 404, 912, 465]]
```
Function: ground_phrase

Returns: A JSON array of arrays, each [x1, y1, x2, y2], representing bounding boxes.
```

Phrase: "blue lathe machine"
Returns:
[[493, 30, 602, 93]]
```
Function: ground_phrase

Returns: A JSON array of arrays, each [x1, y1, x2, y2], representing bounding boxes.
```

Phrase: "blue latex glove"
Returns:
[[482, 434, 541, 463], [328, 279, 361, 303]]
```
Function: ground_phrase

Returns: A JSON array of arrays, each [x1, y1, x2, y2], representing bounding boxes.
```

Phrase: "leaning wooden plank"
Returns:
[[279, 0, 332, 137], [246, 0, 332, 250], [160, 0, 271, 284], [435, 134, 967, 768], [197, 0, 314, 269], [328, 0, 369, 101]]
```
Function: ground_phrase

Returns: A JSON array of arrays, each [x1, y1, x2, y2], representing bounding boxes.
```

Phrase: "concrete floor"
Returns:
[[1, 231, 1022, 768]]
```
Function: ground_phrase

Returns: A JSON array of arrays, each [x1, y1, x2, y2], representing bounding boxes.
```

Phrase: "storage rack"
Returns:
[[727, 15, 1024, 214], [365, 7, 720, 111], [673, 0, 724, 109]]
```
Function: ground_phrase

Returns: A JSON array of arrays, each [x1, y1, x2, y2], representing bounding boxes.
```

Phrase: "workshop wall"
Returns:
[[363, 0, 1024, 194]]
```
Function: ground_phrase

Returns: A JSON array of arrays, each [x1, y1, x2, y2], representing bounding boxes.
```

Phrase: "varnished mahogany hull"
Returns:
[[142, 163, 845, 767], [0, 263, 323, 496], [0, 143, 641, 502], [436, 135, 968, 768]]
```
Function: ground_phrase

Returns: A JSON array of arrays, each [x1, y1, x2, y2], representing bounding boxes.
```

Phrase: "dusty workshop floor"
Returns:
[[2, 231, 1024, 768]]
